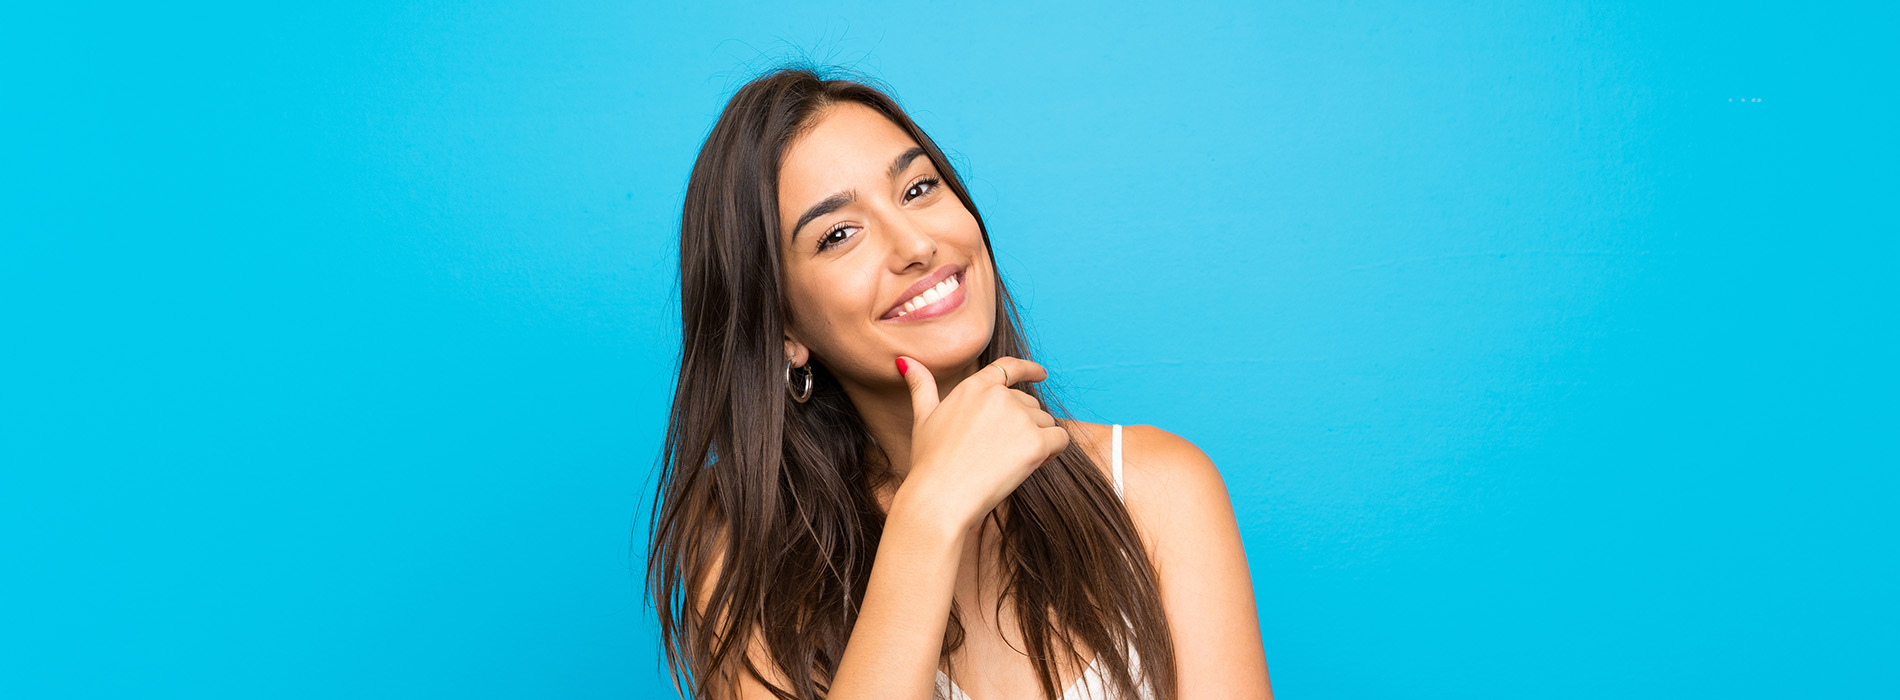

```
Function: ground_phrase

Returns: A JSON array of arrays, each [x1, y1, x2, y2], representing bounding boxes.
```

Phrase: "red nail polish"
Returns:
[[895, 358, 908, 375]]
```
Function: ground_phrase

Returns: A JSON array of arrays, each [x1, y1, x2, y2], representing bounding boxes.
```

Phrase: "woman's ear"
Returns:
[[783, 337, 809, 368]]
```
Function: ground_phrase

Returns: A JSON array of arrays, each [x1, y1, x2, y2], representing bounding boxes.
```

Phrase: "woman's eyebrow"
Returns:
[[887, 146, 926, 179], [792, 191, 855, 241], [791, 146, 930, 241]]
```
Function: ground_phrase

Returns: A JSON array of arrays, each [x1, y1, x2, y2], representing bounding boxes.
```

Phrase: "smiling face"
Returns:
[[777, 101, 996, 388]]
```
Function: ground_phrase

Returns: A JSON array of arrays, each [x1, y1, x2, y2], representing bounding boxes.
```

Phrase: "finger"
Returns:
[[985, 357, 1049, 387], [896, 356, 939, 428], [1039, 425, 1072, 458], [1030, 409, 1056, 428], [1010, 390, 1041, 411]]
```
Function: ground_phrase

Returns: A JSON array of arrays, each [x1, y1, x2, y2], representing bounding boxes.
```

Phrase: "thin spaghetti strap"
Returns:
[[1111, 424, 1124, 499]]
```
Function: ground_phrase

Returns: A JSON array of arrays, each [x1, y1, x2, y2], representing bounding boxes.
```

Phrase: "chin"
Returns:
[[908, 324, 995, 370]]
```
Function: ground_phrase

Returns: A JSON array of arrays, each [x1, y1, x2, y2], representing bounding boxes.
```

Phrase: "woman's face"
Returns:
[[777, 101, 995, 389]]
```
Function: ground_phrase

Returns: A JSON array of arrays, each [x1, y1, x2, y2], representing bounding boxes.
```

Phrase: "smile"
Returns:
[[881, 269, 966, 322]]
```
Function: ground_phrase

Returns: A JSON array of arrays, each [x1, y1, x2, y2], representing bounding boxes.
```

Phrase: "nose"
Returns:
[[884, 210, 936, 272]]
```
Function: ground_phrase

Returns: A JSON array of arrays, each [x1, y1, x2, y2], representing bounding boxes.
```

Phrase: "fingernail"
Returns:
[[895, 358, 908, 376]]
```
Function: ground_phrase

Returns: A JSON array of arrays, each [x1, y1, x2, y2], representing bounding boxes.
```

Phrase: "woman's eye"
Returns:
[[905, 177, 941, 202], [817, 225, 858, 252]]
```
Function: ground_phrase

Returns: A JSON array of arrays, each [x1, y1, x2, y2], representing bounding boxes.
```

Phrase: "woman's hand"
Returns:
[[894, 355, 1071, 533]]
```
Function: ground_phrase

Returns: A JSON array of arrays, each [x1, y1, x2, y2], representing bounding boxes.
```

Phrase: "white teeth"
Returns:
[[891, 273, 960, 319]]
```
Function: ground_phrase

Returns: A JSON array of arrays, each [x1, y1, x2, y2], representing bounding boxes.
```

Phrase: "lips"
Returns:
[[880, 263, 965, 320]]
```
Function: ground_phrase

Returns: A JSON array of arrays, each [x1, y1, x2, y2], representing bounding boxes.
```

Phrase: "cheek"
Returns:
[[938, 204, 983, 243], [787, 269, 876, 333], [922, 209, 989, 270]]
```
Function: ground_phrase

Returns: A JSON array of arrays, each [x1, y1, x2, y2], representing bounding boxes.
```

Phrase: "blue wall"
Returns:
[[4, 2, 1892, 698]]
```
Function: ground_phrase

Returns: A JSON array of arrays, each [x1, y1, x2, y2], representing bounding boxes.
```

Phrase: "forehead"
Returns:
[[778, 102, 920, 212]]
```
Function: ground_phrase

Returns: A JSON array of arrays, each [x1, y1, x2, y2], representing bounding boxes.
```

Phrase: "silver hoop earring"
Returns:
[[786, 360, 813, 403]]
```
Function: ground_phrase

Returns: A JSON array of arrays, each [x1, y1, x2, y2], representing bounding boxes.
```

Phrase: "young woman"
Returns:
[[648, 66, 1272, 700]]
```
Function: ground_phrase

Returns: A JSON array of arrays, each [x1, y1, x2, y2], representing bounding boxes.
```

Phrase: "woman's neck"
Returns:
[[837, 358, 982, 489]]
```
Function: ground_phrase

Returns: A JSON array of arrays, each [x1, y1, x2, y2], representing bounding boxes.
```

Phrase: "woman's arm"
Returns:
[[1123, 425, 1275, 699], [825, 493, 968, 698], [699, 356, 1064, 699], [698, 500, 966, 700]]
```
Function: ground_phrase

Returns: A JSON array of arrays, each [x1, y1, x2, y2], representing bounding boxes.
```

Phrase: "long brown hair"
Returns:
[[646, 65, 1176, 700]]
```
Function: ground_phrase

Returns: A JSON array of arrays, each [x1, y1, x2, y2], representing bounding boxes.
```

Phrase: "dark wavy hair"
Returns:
[[645, 65, 1177, 700]]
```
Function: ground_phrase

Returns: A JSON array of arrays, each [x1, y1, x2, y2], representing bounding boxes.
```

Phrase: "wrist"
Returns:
[[888, 483, 972, 549]]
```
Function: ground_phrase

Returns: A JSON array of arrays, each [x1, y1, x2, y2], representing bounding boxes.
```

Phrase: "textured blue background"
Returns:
[[3, 2, 1893, 698]]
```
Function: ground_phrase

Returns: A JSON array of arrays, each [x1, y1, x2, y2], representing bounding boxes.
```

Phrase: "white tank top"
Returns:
[[935, 424, 1156, 700]]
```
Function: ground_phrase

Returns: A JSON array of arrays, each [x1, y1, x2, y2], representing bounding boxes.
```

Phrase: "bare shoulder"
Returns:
[[1093, 423, 1275, 697], [1120, 424, 1236, 544], [1061, 420, 1235, 547], [1117, 423, 1224, 487]]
